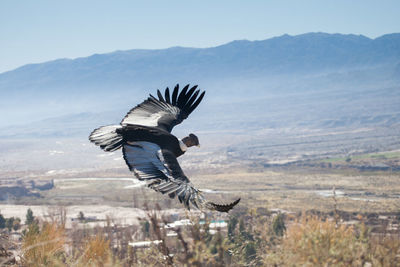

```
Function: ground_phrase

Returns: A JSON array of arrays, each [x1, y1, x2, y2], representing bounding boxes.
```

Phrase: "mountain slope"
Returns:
[[0, 32, 399, 126]]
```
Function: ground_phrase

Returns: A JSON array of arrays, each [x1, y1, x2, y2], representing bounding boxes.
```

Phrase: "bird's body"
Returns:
[[89, 84, 240, 212], [117, 125, 185, 157]]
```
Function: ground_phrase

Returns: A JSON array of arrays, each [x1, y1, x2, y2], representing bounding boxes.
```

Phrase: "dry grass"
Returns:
[[368, 235, 400, 267], [21, 222, 65, 266], [262, 215, 400, 267], [279, 216, 367, 266], [20, 223, 118, 267], [77, 234, 113, 267], [5, 206, 399, 266]]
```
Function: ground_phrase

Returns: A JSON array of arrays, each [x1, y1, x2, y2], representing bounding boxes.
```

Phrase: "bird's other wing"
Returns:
[[121, 84, 205, 132], [122, 142, 239, 212]]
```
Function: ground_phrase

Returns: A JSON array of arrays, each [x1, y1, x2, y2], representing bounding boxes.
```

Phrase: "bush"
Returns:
[[78, 211, 85, 222], [281, 216, 366, 266], [0, 214, 5, 229], [263, 215, 400, 266], [5, 218, 14, 231], [25, 208, 34, 225], [272, 213, 286, 236], [80, 234, 113, 266], [13, 218, 21, 231], [22, 222, 66, 266]]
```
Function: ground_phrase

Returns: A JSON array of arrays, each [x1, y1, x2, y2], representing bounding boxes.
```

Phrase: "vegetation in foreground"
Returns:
[[0, 205, 399, 266]]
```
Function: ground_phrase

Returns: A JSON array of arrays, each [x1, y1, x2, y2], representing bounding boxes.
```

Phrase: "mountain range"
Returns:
[[0, 32, 399, 130]]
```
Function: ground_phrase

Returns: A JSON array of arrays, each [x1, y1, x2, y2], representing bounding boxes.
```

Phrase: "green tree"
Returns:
[[5, 217, 14, 231], [272, 213, 286, 236], [244, 242, 257, 263], [78, 211, 85, 222], [239, 218, 245, 233], [0, 213, 5, 228], [22, 220, 40, 237], [13, 218, 21, 231], [228, 216, 238, 240], [141, 220, 150, 238], [26, 208, 34, 225]]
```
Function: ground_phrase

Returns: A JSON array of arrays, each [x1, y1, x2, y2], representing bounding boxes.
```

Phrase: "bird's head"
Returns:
[[182, 133, 200, 148]]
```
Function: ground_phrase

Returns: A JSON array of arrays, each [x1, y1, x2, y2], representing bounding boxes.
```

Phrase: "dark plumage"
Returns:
[[117, 125, 185, 157], [89, 84, 240, 212]]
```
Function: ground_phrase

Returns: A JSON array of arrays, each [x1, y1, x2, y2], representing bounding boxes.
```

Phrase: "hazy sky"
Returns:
[[1, 0, 399, 73]]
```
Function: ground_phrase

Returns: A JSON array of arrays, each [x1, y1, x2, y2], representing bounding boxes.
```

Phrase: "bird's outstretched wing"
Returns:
[[121, 84, 205, 132], [122, 141, 240, 212]]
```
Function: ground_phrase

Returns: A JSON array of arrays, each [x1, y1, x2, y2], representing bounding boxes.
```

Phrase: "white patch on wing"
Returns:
[[121, 97, 181, 128], [122, 111, 168, 127]]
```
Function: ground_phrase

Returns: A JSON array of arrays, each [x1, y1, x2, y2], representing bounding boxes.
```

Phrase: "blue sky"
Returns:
[[1, 0, 399, 73]]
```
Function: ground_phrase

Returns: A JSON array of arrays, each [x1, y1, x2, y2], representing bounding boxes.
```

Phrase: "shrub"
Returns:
[[0, 214, 5, 229], [79, 234, 113, 266], [12, 217, 21, 231], [25, 208, 34, 225], [5, 218, 14, 231], [78, 211, 85, 222], [262, 215, 400, 266], [22, 222, 66, 266], [272, 213, 286, 236], [281, 216, 366, 266]]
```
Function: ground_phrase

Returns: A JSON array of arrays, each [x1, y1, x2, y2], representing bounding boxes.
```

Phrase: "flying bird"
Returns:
[[89, 84, 240, 212]]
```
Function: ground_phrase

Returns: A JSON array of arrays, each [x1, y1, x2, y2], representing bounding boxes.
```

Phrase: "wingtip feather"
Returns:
[[187, 91, 205, 114], [157, 90, 165, 102], [165, 87, 171, 104], [177, 84, 190, 107], [172, 84, 179, 105]]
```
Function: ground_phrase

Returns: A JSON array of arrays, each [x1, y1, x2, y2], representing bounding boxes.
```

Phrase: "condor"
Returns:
[[89, 84, 240, 212]]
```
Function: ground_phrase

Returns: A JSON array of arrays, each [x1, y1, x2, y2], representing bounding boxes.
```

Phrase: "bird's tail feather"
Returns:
[[204, 198, 241, 212], [194, 191, 240, 213], [89, 125, 123, 152]]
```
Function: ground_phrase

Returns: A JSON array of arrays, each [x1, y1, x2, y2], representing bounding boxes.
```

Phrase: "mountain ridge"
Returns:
[[2, 32, 399, 76]]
